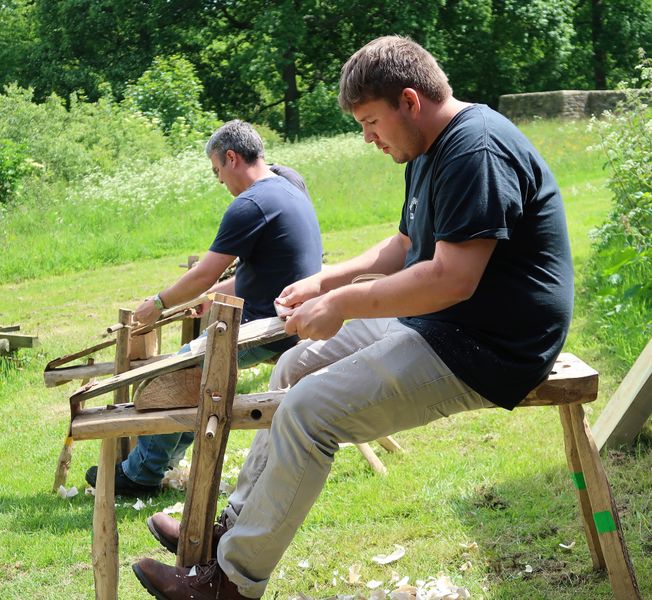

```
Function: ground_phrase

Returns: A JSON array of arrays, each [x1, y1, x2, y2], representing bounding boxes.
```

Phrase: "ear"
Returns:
[[225, 149, 238, 165], [401, 88, 421, 115]]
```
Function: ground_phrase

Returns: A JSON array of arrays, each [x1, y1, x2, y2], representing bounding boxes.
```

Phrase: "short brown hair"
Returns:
[[338, 36, 452, 112]]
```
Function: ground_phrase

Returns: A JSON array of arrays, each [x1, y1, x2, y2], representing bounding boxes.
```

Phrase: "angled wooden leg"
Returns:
[[52, 435, 75, 492], [355, 443, 387, 475], [177, 296, 242, 567], [559, 405, 605, 569], [93, 438, 119, 600], [568, 404, 640, 600], [376, 436, 403, 453], [53, 360, 94, 491]]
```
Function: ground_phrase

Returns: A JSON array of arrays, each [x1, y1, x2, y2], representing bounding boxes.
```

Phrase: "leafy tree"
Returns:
[[437, 0, 494, 102], [123, 55, 206, 133], [28, 0, 213, 101], [0, 0, 39, 92], [568, 0, 652, 89], [194, 0, 442, 139], [4, 0, 652, 137]]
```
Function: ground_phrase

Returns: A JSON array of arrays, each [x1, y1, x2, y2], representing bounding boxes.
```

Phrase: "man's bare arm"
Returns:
[[277, 232, 410, 308], [285, 238, 497, 340], [135, 251, 236, 324]]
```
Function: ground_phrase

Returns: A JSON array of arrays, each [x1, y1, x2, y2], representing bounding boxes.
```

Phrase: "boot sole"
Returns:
[[132, 563, 169, 600], [146, 516, 178, 554]]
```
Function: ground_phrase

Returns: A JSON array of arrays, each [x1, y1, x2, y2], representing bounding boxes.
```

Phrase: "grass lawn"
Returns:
[[1, 120, 650, 599]]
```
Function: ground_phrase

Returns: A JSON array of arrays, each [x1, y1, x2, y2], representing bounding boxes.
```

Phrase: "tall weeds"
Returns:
[[583, 51, 652, 367]]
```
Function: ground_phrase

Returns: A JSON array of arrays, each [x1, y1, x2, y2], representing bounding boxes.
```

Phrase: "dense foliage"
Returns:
[[0, 85, 169, 184], [583, 52, 652, 365], [1, 0, 651, 138], [121, 54, 224, 153]]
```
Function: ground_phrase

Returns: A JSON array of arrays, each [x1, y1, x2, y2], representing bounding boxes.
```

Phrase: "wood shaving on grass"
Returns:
[[290, 574, 470, 600]]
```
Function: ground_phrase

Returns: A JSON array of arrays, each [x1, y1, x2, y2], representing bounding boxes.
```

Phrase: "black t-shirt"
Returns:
[[398, 105, 574, 409], [209, 166, 322, 352]]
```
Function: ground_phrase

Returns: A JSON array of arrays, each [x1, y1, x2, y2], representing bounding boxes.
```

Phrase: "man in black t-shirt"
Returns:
[[133, 38, 573, 600], [85, 119, 322, 499]]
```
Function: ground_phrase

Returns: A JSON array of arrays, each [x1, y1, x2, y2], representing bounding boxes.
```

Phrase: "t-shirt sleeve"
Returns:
[[209, 199, 267, 259], [270, 164, 309, 198], [398, 163, 412, 236], [433, 149, 523, 242]]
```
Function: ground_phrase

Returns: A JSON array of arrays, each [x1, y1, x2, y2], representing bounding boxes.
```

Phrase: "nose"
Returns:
[[361, 125, 376, 144]]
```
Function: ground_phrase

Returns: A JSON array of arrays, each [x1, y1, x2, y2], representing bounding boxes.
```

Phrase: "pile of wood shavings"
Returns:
[[290, 575, 470, 600]]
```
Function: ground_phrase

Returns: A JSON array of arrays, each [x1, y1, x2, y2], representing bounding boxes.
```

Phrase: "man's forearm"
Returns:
[[325, 260, 462, 319], [158, 269, 216, 308], [158, 251, 235, 308], [326, 238, 497, 320], [318, 233, 408, 293]]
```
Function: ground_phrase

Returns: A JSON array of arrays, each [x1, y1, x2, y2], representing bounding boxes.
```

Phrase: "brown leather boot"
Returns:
[[133, 557, 256, 600], [147, 511, 228, 555]]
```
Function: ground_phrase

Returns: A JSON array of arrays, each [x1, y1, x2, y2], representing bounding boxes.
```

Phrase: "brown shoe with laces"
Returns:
[[132, 557, 256, 600], [147, 511, 228, 555]]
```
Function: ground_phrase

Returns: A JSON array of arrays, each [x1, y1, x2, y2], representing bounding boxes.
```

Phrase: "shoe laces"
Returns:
[[195, 560, 221, 586]]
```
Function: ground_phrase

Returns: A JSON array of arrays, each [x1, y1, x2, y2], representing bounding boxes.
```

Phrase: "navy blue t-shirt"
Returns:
[[209, 167, 322, 352], [398, 105, 574, 409]]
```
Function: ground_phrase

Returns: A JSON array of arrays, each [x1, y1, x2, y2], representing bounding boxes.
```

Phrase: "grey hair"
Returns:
[[339, 35, 452, 112], [205, 119, 265, 164]]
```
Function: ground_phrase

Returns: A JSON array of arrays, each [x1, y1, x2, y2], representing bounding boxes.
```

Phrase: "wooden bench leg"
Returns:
[[559, 406, 605, 569], [355, 443, 388, 475], [355, 437, 402, 475], [53, 363, 94, 491], [376, 435, 403, 453], [566, 404, 640, 600], [92, 438, 119, 600], [52, 434, 75, 492]]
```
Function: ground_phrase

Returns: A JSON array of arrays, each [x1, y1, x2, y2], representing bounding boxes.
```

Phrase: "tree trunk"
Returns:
[[282, 48, 300, 140], [590, 0, 607, 89]]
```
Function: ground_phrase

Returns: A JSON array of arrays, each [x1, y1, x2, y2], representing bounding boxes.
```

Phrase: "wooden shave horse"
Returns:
[[69, 295, 639, 600]]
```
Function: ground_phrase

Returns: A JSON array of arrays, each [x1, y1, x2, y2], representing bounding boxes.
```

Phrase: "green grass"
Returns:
[[1, 120, 650, 599]]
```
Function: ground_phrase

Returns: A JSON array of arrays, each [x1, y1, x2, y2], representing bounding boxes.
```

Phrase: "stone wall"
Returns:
[[498, 90, 631, 121]]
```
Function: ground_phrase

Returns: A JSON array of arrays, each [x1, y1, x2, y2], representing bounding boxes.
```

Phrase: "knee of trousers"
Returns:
[[271, 386, 338, 454], [269, 342, 314, 390]]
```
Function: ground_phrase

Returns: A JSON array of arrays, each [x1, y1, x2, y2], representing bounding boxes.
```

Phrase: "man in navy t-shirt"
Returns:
[[132, 38, 573, 600], [85, 120, 322, 498]]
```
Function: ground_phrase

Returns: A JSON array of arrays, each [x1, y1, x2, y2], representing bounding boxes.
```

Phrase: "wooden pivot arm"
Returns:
[[69, 316, 288, 404], [0, 332, 40, 349], [46, 293, 215, 374], [44, 356, 169, 388], [46, 339, 117, 371]]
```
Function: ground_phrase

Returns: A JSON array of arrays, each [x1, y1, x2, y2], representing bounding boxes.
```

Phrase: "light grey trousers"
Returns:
[[217, 318, 494, 597]]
